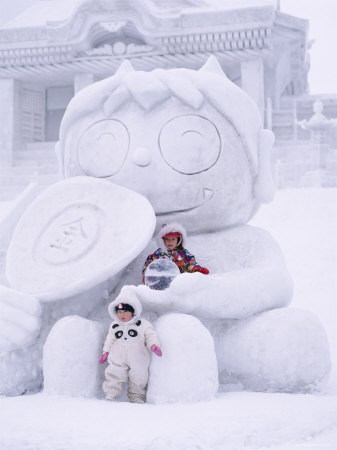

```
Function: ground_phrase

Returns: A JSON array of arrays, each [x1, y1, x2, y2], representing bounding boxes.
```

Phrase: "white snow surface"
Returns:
[[0, 187, 336, 449]]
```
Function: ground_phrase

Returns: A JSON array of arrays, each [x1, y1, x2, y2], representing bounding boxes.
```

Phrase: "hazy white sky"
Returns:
[[0, 0, 336, 94]]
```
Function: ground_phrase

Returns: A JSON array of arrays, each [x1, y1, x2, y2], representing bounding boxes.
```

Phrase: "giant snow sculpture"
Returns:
[[0, 57, 330, 399]]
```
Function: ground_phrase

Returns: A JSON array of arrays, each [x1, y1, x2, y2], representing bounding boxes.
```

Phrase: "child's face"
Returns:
[[117, 310, 133, 322], [164, 236, 178, 251]]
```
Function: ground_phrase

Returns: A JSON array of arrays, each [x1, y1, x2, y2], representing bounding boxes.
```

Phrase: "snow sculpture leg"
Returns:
[[146, 313, 218, 403], [215, 308, 331, 392], [43, 316, 106, 397]]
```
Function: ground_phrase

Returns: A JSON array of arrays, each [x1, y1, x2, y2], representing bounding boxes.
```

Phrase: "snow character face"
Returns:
[[117, 310, 133, 322], [57, 57, 275, 233]]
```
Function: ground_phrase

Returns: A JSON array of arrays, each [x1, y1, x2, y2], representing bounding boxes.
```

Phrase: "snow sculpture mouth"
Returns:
[[151, 186, 214, 215]]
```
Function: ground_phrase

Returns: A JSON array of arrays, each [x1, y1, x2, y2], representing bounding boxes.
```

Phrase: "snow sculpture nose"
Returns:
[[132, 147, 152, 167]]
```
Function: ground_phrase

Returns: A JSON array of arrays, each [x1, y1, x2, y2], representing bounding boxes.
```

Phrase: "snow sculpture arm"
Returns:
[[0, 285, 42, 352], [136, 226, 293, 320]]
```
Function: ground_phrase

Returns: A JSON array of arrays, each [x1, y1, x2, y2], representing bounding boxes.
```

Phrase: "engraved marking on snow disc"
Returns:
[[34, 203, 104, 265]]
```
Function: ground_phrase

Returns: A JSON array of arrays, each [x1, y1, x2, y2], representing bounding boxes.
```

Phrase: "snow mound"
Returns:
[[43, 316, 106, 397], [6, 177, 155, 301], [147, 313, 218, 403], [217, 308, 331, 392]]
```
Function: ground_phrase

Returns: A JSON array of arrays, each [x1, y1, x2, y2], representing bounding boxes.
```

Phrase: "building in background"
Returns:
[[0, 0, 336, 194]]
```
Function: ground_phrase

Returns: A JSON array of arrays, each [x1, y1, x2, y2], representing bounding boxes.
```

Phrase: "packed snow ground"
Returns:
[[0, 187, 336, 450]]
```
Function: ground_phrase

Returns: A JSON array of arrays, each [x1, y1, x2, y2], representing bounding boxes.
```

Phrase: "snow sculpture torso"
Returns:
[[0, 57, 330, 398]]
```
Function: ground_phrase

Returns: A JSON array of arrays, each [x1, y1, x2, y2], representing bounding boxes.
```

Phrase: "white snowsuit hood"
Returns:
[[108, 285, 142, 321], [156, 222, 188, 251]]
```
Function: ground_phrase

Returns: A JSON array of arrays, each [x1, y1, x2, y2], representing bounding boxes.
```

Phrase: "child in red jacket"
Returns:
[[142, 222, 209, 283]]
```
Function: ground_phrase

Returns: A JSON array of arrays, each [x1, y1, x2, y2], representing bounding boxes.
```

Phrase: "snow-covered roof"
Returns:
[[146, 0, 276, 11], [1, 0, 277, 30]]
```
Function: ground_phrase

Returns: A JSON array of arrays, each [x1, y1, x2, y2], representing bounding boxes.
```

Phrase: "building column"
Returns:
[[0, 78, 21, 167], [240, 58, 265, 125], [74, 73, 95, 94]]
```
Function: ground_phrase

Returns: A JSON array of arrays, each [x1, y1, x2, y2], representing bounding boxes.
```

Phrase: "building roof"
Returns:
[[1, 0, 277, 30], [0, 0, 308, 96]]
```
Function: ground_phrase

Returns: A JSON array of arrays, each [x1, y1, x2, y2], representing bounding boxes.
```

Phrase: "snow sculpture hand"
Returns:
[[151, 344, 162, 357], [99, 352, 109, 364], [0, 285, 42, 352], [193, 267, 209, 275]]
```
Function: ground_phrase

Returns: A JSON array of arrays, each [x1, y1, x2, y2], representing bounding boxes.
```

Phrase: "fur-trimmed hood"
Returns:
[[156, 222, 187, 251], [108, 285, 142, 320]]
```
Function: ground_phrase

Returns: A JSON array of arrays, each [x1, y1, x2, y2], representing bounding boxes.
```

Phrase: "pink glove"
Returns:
[[151, 344, 162, 357], [99, 352, 109, 364]]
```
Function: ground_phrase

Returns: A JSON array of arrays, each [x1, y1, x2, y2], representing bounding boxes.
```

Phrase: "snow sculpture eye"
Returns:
[[128, 329, 138, 337], [115, 330, 123, 339], [159, 115, 221, 174], [77, 119, 130, 177]]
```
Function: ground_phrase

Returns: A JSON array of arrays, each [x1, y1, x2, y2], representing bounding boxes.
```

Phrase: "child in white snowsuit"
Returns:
[[99, 286, 162, 403]]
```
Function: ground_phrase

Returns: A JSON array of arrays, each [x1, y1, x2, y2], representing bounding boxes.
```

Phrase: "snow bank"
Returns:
[[0, 392, 335, 450]]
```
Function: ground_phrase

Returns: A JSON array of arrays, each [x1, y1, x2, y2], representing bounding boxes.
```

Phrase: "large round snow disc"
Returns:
[[144, 258, 180, 291], [6, 177, 155, 301]]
